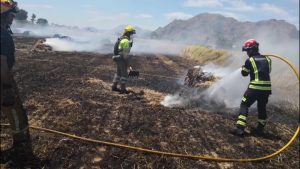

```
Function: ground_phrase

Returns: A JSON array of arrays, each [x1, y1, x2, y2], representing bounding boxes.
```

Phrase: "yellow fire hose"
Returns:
[[1, 54, 299, 162]]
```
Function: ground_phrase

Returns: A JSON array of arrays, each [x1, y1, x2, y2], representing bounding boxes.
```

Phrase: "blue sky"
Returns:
[[18, 0, 299, 30]]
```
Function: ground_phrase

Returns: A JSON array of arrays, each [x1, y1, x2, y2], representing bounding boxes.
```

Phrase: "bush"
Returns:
[[36, 18, 49, 26], [15, 9, 28, 21], [181, 45, 230, 64]]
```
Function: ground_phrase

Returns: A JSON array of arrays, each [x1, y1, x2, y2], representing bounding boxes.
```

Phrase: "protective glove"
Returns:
[[241, 65, 250, 76]]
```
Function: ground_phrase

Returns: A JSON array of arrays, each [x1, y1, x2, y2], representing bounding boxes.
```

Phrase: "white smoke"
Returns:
[[132, 38, 185, 55], [44, 37, 185, 55], [11, 22, 299, 111], [161, 44, 299, 110], [44, 38, 111, 53], [161, 57, 249, 108], [12, 23, 185, 55], [160, 94, 184, 107]]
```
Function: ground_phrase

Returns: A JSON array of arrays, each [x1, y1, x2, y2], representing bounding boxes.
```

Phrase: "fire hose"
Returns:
[[1, 54, 299, 162]]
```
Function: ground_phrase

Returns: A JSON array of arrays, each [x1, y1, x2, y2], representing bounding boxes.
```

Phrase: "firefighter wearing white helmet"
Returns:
[[1, 0, 36, 164], [111, 25, 136, 94], [230, 39, 272, 137]]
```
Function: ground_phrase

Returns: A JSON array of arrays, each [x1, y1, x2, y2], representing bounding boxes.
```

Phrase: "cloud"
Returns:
[[184, 0, 222, 7], [225, 0, 254, 11], [183, 0, 298, 28], [184, 0, 254, 11], [136, 14, 153, 19], [259, 3, 299, 29], [260, 3, 289, 15], [165, 12, 193, 20]]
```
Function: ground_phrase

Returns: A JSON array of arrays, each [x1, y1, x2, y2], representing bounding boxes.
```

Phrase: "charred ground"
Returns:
[[1, 37, 299, 169]]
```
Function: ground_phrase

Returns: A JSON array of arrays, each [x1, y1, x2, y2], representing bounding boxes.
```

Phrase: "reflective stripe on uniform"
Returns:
[[238, 115, 247, 121], [250, 80, 271, 85], [237, 120, 246, 126], [242, 67, 250, 73], [249, 85, 271, 90], [242, 97, 247, 102], [249, 57, 259, 81]]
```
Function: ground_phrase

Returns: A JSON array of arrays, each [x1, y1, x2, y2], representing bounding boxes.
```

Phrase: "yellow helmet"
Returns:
[[1, 0, 18, 14], [124, 25, 136, 34]]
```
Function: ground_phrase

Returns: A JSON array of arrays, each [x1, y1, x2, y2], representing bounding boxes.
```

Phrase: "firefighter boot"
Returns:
[[251, 123, 265, 136], [12, 129, 30, 148], [120, 83, 130, 94], [12, 132, 39, 167], [229, 126, 245, 137], [111, 82, 121, 92]]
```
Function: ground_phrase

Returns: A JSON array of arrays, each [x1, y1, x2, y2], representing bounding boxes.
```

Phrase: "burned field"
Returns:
[[1, 37, 299, 169]]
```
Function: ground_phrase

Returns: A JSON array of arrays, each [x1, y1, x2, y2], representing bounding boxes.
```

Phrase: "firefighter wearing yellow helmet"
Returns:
[[111, 25, 136, 94], [1, 0, 35, 164]]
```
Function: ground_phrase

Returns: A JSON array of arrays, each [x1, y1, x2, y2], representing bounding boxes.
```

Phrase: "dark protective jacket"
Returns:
[[241, 54, 272, 94], [0, 27, 15, 70]]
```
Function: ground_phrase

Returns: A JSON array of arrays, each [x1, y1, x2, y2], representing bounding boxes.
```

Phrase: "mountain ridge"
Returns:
[[151, 13, 299, 49]]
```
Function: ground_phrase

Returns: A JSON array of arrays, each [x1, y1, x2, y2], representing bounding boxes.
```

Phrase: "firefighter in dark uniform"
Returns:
[[230, 39, 272, 137], [1, 0, 34, 162]]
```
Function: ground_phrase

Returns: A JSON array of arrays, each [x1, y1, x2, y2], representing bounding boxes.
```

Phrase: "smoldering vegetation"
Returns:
[[1, 36, 298, 169], [11, 21, 299, 117]]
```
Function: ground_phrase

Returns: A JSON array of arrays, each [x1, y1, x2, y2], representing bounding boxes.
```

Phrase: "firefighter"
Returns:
[[230, 39, 272, 137], [1, 0, 34, 161], [111, 25, 136, 94]]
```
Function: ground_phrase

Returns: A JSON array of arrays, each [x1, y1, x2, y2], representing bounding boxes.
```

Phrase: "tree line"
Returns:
[[16, 8, 49, 26]]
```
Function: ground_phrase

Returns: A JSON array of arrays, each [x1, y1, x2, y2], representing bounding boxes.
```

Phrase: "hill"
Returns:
[[151, 13, 299, 49]]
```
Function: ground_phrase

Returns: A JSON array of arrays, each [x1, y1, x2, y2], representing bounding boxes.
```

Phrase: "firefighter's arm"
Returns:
[[241, 59, 251, 76], [1, 55, 13, 88]]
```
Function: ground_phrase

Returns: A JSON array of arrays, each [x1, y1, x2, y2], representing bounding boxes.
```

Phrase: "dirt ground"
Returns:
[[1, 37, 299, 169]]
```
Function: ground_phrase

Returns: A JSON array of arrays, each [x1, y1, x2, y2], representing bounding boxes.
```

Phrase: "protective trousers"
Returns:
[[236, 89, 270, 130], [113, 55, 128, 84], [1, 78, 30, 146]]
